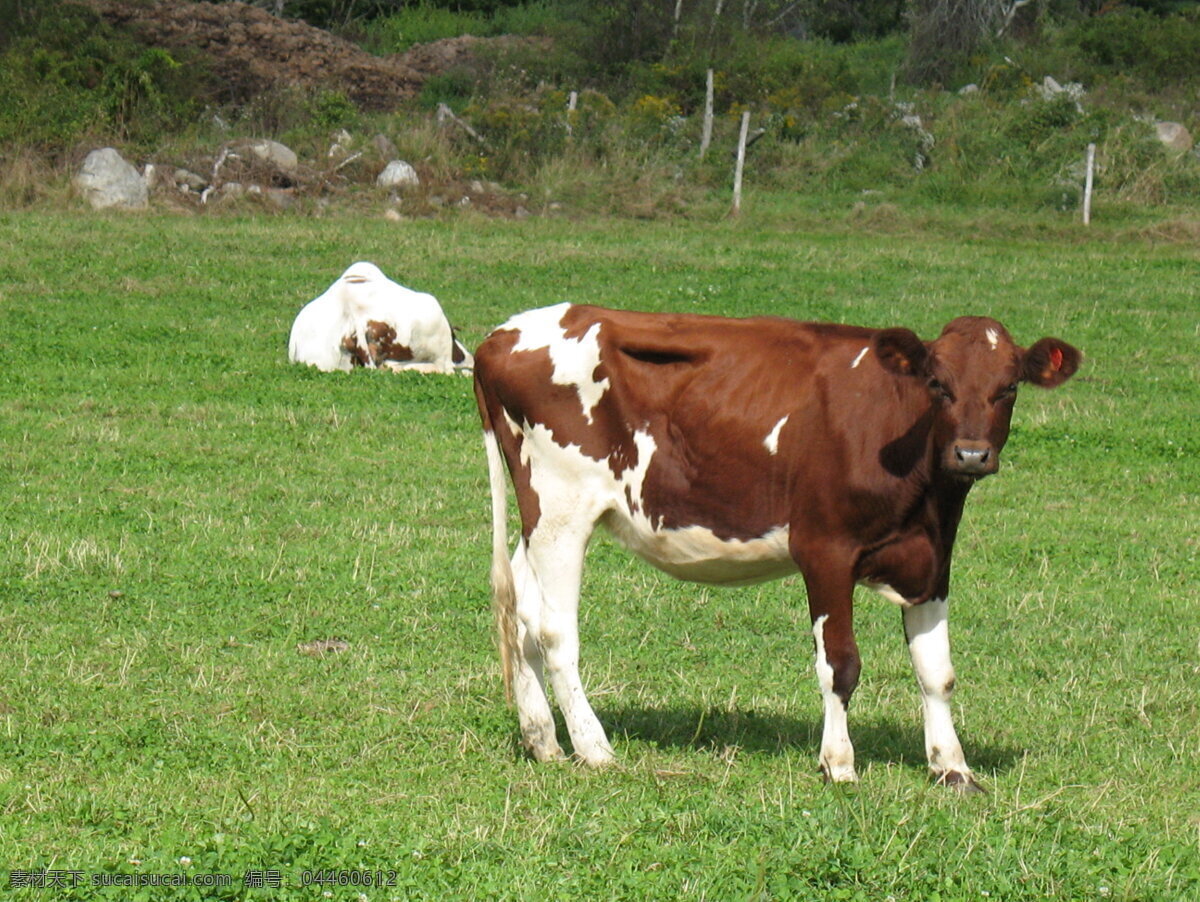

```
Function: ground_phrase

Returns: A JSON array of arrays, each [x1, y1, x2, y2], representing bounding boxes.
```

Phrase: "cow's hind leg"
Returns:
[[524, 522, 615, 767], [510, 540, 564, 761], [903, 598, 983, 792]]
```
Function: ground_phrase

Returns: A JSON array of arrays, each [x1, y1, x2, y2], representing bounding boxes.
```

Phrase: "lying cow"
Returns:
[[288, 261, 473, 374], [473, 303, 1080, 790]]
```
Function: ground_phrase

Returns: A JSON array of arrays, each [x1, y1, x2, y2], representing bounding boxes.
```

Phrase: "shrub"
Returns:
[[306, 90, 360, 131], [1069, 6, 1200, 86], [418, 68, 478, 111], [0, 1, 204, 150], [362, 2, 489, 53]]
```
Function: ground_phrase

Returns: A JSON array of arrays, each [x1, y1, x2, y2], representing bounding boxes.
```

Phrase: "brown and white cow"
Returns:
[[288, 262, 473, 374], [473, 303, 1080, 789]]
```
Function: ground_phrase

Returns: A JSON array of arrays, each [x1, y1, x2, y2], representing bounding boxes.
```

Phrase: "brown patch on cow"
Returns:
[[341, 331, 367, 366], [475, 320, 637, 477], [856, 531, 942, 604], [451, 329, 468, 364], [474, 330, 543, 536], [365, 320, 414, 363], [343, 320, 415, 367]]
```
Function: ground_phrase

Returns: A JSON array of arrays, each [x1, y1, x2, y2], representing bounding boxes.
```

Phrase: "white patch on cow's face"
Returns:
[[850, 346, 870, 368], [763, 416, 789, 455], [985, 328, 999, 349], [504, 303, 610, 424]]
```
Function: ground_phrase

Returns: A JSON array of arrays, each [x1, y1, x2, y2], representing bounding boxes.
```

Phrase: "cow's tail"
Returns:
[[480, 408, 518, 703], [450, 327, 475, 373]]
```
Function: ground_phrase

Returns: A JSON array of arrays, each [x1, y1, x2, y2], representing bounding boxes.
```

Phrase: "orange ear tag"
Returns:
[[1049, 347, 1064, 371]]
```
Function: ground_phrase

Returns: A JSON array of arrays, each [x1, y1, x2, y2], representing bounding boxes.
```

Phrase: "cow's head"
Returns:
[[874, 317, 1081, 480]]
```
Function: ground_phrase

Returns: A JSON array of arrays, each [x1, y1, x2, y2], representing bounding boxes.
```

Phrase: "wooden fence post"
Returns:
[[732, 109, 751, 216], [1082, 142, 1095, 225], [699, 69, 714, 160]]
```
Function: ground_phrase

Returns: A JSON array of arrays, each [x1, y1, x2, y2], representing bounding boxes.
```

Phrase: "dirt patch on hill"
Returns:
[[83, 0, 531, 111]]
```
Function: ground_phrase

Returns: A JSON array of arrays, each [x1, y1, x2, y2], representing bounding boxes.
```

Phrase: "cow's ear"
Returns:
[[874, 328, 929, 378], [1021, 338, 1081, 388]]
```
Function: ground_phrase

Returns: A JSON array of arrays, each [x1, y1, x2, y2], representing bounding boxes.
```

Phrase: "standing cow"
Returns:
[[288, 261, 473, 374], [473, 303, 1080, 789]]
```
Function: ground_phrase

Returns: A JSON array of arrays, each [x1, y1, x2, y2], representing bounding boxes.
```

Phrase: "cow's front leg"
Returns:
[[811, 610, 861, 783], [903, 598, 983, 792], [800, 552, 861, 783]]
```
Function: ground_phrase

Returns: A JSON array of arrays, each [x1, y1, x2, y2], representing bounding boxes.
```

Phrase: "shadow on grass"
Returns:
[[593, 703, 1022, 776]]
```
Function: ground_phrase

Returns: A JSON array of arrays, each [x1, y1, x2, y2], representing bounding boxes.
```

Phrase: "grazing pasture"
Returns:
[[0, 207, 1197, 899]]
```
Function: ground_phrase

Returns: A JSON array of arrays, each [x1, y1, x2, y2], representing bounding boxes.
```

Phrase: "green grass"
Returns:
[[0, 205, 1197, 900]]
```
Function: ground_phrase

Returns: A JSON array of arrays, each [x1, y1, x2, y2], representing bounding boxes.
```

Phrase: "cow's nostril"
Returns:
[[952, 443, 993, 474]]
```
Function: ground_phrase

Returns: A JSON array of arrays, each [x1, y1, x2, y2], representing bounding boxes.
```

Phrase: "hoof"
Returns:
[[524, 741, 566, 763], [820, 764, 860, 785], [573, 747, 617, 769], [934, 770, 985, 794]]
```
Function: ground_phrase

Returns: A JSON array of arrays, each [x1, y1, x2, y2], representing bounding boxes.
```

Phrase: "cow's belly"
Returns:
[[602, 512, 796, 586]]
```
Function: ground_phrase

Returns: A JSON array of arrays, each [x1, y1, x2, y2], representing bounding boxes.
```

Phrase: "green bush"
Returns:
[[362, 2, 489, 54], [0, 1, 204, 150], [418, 68, 478, 111], [1067, 6, 1200, 86], [306, 89, 360, 130]]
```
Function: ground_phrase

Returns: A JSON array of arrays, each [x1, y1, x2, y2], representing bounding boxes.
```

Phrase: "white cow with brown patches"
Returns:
[[287, 262, 473, 374], [474, 303, 1082, 789]]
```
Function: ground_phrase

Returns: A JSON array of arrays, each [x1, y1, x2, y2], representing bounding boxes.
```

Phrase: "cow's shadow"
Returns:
[[592, 703, 1021, 776]]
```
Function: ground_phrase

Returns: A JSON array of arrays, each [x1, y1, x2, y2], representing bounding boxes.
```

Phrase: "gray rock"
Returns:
[[1038, 76, 1085, 110], [174, 168, 207, 192], [1155, 121, 1193, 153], [75, 148, 149, 210], [244, 139, 298, 172], [377, 160, 420, 189]]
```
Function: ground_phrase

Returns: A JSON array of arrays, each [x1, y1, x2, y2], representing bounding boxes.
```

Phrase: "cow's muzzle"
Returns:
[[947, 440, 998, 478]]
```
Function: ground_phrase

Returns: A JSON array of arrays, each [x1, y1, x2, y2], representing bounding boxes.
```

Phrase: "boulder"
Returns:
[[74, 148, 149, 210], [1155, 121, 1193, 153], [1038, 76, 1085, 111], [244, 139, 298, 172], [377, 160, 420, 190], [174, 168, 207, 192]]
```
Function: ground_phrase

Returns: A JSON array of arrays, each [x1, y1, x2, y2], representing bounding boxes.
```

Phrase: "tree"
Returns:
[[903, 0, 1006, 85]]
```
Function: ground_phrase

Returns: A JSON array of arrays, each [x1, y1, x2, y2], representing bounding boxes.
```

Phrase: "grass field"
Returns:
[[1, 203, 1197, 900]]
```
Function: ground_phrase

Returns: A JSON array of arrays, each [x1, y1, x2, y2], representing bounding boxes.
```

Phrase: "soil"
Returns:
[[77, 1, 545, 216], [83, 0, 522, 111]]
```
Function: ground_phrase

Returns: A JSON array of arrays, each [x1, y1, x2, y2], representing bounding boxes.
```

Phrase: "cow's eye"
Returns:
[[928, 378, 953, 402], [995, 383, 1018, 401]]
